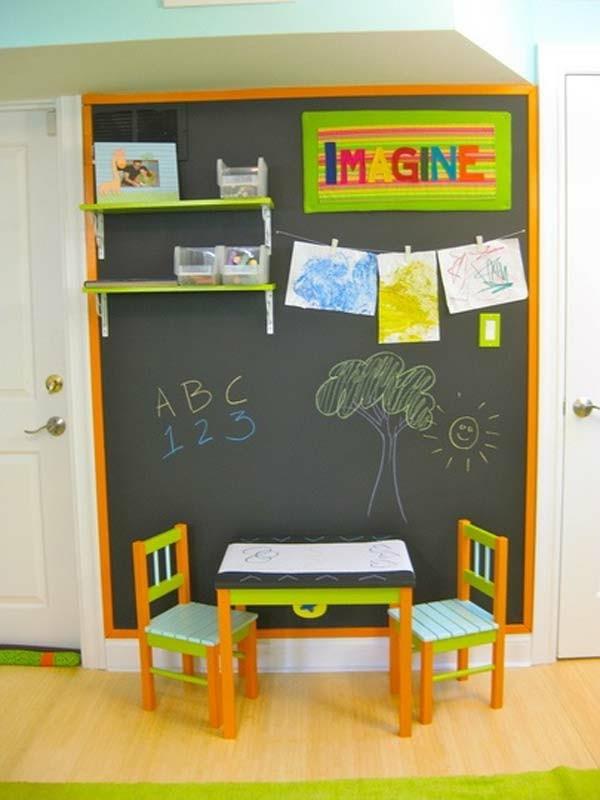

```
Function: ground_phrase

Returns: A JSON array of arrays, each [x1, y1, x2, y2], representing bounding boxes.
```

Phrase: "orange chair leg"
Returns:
[[242, 621, 259, 699], [389, 618, 399, 694], [491, 635, 505, 709], [182, 653, 194, 676], [138, 637, 156, 711], [419, 642, 434, 725], [457, 647, 469, 681], [206, 646, 222, 728]]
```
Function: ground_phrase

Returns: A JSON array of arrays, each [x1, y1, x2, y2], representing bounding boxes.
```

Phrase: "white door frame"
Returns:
[[56, 96, 106, 668], [533, 46, 600, 663], [0, 97, 105, 668]]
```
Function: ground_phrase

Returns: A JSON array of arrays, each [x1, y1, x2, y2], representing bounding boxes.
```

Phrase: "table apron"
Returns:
[[226, 587, 408, 606]]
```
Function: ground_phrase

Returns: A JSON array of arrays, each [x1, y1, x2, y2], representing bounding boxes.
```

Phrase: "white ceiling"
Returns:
[[0, 30, 528, 103]]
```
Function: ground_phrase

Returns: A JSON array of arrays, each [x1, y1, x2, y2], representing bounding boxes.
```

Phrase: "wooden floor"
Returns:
[[0, 660, 599, 783]]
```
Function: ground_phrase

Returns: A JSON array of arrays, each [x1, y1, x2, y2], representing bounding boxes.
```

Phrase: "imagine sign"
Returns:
[[302, 110, 512, 213]]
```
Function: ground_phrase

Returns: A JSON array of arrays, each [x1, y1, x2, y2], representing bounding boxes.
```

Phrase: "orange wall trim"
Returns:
[[83, 84, 538, 639], [83, 84, 534, 107], [523, 87, 539, 632]]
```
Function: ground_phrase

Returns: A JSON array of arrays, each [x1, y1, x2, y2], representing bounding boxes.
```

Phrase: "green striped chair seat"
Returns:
[[389, 599, 498, 643], [147, 602, 258, 647]]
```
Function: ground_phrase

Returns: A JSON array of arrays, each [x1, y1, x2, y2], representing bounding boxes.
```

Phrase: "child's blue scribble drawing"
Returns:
[[285, 241, 377, 316], [438, 237, 528, 314]]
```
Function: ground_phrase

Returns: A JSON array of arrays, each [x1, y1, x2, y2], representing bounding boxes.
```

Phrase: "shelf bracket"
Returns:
[[265, 289, 274, 335], [262, 204, 272, 251], [94, 292, 109, 337], [94, 212, 105, 260]]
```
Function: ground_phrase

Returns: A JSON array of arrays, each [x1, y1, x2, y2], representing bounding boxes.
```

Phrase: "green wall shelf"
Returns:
[[80, 197, 274, 214], [83, 280, 275, 293], [83, 281, 276, 337], [81, 197, 274, 261]]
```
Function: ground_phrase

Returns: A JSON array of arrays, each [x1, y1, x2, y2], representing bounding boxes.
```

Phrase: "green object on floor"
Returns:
[[0, 768, 598, 799], [0, 648, 80, 667]]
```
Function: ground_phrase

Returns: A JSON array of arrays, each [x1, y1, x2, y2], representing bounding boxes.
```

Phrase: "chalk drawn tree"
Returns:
[[315, 352, 437, 522]]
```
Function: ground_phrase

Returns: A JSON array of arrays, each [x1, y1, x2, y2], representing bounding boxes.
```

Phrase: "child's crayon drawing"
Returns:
[[285, 241, 377, 316], [437, 237, 527, 314], [377, 250, 439, 343]]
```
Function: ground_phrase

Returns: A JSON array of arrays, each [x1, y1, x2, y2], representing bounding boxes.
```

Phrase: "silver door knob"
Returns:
[[572, 398, 600, 418], [24, 416, 66, 436]]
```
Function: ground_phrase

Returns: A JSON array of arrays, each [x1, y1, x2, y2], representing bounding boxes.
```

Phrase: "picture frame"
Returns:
[[93, 141, 179, 205]]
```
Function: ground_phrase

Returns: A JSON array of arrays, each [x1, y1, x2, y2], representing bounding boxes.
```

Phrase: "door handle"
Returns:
[[24, 416, 66, 436], [572, 398, 600, 418]]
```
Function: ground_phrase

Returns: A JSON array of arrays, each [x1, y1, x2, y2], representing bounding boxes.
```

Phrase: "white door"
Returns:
[[559, 74, 600, 657], [0, 108, 80, 648]]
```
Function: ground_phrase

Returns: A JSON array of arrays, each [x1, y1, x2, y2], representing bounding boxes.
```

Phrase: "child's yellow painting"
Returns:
[[378, 251, 440, 343]]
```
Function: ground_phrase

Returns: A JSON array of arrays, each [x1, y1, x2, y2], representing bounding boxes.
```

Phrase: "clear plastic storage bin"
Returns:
[[221, 245, 269, 285], [217, 157, 268, 198], [174, 246, 221, 285]]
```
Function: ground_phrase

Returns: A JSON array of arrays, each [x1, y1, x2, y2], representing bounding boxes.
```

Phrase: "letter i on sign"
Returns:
[[325, 142, 337, 184]]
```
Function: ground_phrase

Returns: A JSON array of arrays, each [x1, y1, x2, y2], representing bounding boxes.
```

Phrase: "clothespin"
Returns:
[[475, 235, 484, 252], [404, 245, 412, 259], [330, 238, 339, 256]]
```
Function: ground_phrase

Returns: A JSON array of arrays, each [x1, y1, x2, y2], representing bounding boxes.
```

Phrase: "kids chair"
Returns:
[[132, 522, 258, 728], [388, 518, 508, 724]]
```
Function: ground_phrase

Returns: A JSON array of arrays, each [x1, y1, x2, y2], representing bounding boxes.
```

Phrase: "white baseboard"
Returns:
[[105, 633, 533, 673]]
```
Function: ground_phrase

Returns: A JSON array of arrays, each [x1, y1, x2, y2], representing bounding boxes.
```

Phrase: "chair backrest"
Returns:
[[456, 518, 508, 626], [132, 522, 190, 630]]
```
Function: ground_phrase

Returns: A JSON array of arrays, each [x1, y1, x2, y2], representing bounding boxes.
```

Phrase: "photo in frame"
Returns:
[[93, 141, 179, 204]]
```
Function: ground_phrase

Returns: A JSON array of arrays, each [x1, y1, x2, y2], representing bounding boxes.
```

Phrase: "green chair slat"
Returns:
[[143, 526, 181, 555], [148, 573, 184, 603], [464, 522, 499, 549], [146, 602, 257, 646], [465, 569, 496, 598]]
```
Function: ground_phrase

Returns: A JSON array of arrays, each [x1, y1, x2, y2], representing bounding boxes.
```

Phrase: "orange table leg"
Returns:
[[398, 587, 413, 737], [217, 588, 236, 739], [182, 653, 194, 676], [243, 620, 259, 699], [457, 647, 469, 680], [389, 609, 399, 694]]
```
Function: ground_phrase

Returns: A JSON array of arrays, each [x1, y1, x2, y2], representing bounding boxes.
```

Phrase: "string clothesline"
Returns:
[[274, 228, 527, 254]]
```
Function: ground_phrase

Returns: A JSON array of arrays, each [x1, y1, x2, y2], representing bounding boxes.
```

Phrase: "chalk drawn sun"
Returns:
[[424, 393, 500, 472]]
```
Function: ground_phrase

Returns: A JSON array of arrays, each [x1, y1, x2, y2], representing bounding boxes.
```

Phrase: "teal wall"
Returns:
[[0, 0, 454, 48], [532, 0, 600, 43], [2, 0, 598, 82]]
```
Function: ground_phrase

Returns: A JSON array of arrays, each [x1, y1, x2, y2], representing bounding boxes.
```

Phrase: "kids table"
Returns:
[[215, 535, 415, 738]]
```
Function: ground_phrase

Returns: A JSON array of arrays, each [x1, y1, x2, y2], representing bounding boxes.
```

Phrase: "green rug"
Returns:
[[1, 768, 598, 799], [0, 645, 80, 667]]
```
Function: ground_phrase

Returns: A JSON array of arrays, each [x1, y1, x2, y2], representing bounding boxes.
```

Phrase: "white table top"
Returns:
[[218, 539, 413, 575]]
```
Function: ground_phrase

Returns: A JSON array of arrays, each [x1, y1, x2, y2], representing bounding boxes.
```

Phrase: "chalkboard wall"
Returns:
[[93, 92, 530, 630]]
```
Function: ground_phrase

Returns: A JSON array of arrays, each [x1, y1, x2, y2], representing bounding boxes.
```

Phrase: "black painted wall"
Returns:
[[94, 93, 529, 630]]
